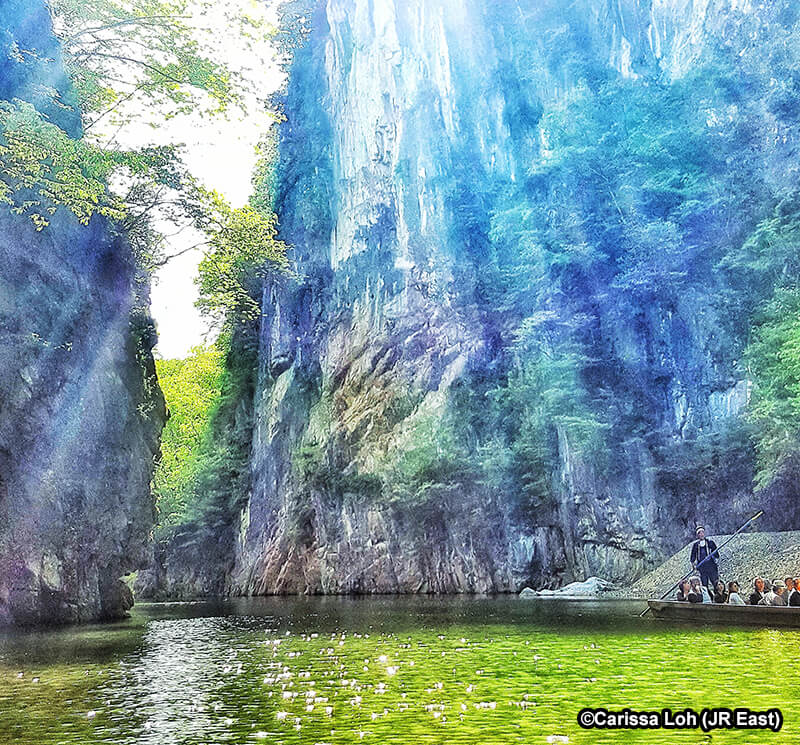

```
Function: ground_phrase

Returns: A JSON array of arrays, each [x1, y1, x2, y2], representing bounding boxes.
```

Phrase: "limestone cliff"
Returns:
[[0, 3, 165, 625], [146, 0, 800, 598], [225, 0, 798, 595]]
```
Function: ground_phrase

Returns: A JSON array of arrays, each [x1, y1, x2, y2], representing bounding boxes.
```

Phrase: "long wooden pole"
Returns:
[[639, 510, 764, 617]]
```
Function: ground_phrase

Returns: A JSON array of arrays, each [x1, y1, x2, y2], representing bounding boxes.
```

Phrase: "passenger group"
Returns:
[[676, 525, 800, 606]]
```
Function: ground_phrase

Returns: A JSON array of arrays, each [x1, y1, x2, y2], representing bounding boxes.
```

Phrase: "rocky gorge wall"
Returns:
[[0, 3, 165, 625], [149, 0, 800, 598]]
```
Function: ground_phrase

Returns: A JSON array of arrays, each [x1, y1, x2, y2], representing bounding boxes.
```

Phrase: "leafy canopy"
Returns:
[[49, 0, 272, 126], [1, 0, 276, 268]]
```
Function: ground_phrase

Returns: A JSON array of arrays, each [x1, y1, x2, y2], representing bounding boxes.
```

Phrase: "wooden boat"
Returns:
[[648, 600, 800, 627]]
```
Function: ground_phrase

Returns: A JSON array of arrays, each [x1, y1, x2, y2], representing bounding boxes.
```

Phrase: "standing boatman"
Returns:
[[690, 525, 719, 590]]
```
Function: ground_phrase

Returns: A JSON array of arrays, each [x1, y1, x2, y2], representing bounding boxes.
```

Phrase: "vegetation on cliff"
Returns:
[[411, 2, 800, 520], [153, 174, 290, 535], [8, 0, 800, 597]]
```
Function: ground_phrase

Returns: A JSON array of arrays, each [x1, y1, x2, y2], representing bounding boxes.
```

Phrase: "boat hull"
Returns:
[[648, 600, 800, 627]]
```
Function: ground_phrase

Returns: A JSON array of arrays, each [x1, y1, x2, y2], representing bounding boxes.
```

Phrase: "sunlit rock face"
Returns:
[[0, 4, 165, 625], [232, 0, 796, 593]]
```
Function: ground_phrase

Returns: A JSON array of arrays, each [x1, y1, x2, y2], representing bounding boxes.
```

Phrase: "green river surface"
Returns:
[[0, 596, 796, 744]]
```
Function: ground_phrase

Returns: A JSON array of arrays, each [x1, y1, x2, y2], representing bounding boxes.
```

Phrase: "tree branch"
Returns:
[[61, 16, 190, 46], [154, 240, 210, 266]]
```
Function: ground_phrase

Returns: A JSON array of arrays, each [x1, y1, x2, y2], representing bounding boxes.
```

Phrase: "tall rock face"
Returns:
[[0, 4, 165, 625], [229, 0, 800, 593]]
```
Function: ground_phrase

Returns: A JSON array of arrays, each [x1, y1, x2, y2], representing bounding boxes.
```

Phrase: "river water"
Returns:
[[0, 596, 796, 744]]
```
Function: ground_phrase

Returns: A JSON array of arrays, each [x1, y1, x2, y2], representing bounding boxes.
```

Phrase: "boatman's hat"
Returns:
[[695, 525, 705, 534]]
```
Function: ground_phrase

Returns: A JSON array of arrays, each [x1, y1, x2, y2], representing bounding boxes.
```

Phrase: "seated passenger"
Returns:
[[785, 577, 794, 596], [676, 579, 692, 602], [790, 578, 800, 607], [748, 577, 766, 605], [688, 577, 706, 603], [728, 582, 745, 605], [759, 580, 786, 606], [772, 580, 787, 606], [712, 580, 728, 604]]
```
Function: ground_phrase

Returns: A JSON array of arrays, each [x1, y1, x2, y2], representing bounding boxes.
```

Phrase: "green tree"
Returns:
[[196, 204, 290, 331], [1, 0, 274, 263], [0, 100, 126, 228], [153, 344, 225, 530], [49, 0, 271, 127]]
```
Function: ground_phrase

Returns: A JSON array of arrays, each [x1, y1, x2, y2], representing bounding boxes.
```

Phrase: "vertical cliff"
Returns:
[[0, 3, 165, 625], [139, 0, 800, 598], [218, 0, 800, 595]]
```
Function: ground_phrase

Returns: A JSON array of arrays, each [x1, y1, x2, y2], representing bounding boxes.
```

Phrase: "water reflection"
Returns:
[[1, 597, 798, 744]]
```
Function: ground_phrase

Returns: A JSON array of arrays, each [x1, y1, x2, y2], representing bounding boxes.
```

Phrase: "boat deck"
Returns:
[[648, 600, 800, 627]]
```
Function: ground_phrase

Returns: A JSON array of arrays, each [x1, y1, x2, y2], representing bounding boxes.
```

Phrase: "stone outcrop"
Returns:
[[0, 3, 165, 625], [520, 577, 617, 598]]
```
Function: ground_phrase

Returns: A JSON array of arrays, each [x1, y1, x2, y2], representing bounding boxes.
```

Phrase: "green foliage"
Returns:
[[719, 191, 800, 312], [48, 0, 269, 124], [153, 326, 258, 535], [383, 414, 479, 509], [185, 328, 258, 527], [153, 344, 224, 531], [0, 0, 276, 275], [486, 320, 609, 516], [0, 100, 124, 227], [196, 204, 290, 331], [249, 127, 281, 214], [720, 191, 800, 487], [0, 100, 209, 245], [745, 287, 800, 486], [473, 5, 800, 505]]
